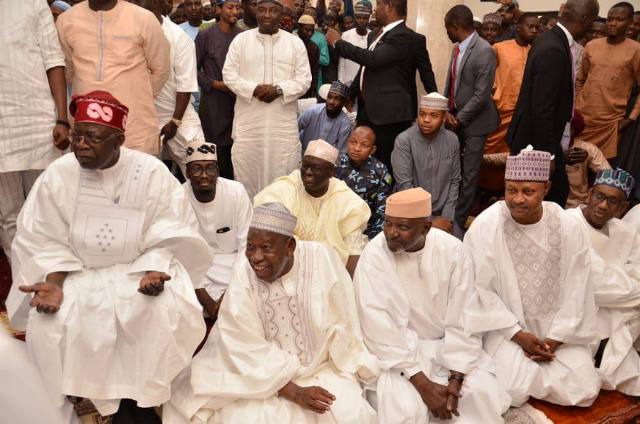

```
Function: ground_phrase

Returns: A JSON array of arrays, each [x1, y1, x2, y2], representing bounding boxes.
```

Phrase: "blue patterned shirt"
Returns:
[[336, 153, 393, 239]]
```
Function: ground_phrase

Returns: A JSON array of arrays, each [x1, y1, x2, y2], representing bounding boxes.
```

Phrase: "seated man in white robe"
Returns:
[[254, 139, 370, 276], [163, 203, 379, 424], [5, 91, 212, 423], [464, 146, 601, 407], [183, 139, 252, 321], [354, 188, 511, 423], [566, 168, 640, 395]]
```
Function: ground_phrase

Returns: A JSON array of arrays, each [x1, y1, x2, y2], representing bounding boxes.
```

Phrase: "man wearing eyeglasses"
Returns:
[[5, 90, 212, 423], [254, 139, 370, 277], [183, 139, 252, 322], [566, 168, 640, 396]]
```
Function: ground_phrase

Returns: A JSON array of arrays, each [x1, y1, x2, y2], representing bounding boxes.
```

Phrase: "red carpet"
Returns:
[[530, 391, 640, 423]]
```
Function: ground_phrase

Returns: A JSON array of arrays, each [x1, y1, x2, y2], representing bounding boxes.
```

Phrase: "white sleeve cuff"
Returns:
[[500, 323, 522, 340], [401, 365, 423, 380]]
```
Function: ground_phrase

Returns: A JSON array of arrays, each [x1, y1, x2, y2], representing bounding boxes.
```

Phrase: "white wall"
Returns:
[[463, 0, 621, 17]]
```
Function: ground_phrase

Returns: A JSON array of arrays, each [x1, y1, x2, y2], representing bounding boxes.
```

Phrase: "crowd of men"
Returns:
[[2, 0, 640, 422]]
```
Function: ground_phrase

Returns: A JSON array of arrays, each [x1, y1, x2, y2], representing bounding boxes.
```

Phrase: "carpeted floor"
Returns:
[[2, 249, 640, 423]]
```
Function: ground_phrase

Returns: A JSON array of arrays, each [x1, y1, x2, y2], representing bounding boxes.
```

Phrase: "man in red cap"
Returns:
[[6, 91, 213, 423]]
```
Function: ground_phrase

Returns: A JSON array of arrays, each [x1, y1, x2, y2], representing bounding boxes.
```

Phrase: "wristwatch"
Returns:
[[276, 85, 283, 97], [170, 118, 182, 127]]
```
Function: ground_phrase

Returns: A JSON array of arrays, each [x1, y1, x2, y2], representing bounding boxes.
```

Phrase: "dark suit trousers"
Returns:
[[454, 134, 486, 231], [546, 164, 569, 207], [357, 101, 412, 174]]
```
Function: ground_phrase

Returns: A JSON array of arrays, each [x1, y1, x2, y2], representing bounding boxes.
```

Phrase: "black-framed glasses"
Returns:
[[190, 163, 218, 177], [70, 131, 120, 146], [592, 191, 625, 207], [301, 161, 333, 175]]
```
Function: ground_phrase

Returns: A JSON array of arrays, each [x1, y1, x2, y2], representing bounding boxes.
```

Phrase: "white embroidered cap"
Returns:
[[505, 145, 552, 182], [419, 92, 449, 111], [186, 138, 218, 164], [304, 139, 339, 166], [250, 203, 297, 237]]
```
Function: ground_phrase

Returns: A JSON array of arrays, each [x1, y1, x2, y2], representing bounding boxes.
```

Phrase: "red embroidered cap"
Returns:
[[70, 90, 129, 132]]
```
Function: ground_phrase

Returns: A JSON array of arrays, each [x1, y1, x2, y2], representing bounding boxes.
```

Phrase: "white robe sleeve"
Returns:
[[354, 236, 423, 374], [277, 37, 311, 105], [545, 215, 598, 344], [222, 35, 258, 102], [591, 236, 640, 308]]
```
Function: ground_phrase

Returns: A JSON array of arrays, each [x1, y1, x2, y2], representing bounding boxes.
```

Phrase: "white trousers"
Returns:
[[0, 170, 41, 260]]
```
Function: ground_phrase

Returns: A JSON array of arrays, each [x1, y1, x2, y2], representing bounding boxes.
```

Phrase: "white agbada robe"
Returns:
[[163, 241, 379, 424], [157, 16, 204, 173], [354, 230, 511, 423], [183, 177, 252, 301], [464, 201, 601, 407], [222, 28, 311, 198], [567, 206, 640, 395], [624, 203, 640, 233], [6, 147, 212, 417]]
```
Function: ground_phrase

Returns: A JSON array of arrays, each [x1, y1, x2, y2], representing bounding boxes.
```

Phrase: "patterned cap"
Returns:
[[70, 90, 128, 132], [483, 13, 502, 25], [419, 92, 448, 111], [305, 139, 339, 165], [594, 168, 635, 199], [328, 81, 349, 98], [256, 0, 282, 5], [298, 14, 316, 25], [251, 203, 297, 237], [505, 145, 552, 182], [354, 0, 372, 16], [186, 138, 217, 163]]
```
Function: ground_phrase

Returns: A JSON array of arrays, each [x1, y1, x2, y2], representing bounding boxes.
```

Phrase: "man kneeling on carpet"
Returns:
[[6, 91, 212, 423]]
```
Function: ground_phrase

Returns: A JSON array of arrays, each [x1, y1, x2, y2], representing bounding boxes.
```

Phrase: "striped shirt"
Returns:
[[0, 0, 65, 172]]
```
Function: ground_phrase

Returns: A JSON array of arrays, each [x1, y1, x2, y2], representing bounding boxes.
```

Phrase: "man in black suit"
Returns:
[[507, 0, 599, 206], [325, 0, 436, 172]]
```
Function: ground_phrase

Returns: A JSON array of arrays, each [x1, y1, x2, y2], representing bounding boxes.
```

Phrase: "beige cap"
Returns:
[[304, 139, 339, 165], [385, 188, 432, 218], [419, 92, 449, 111], [298, 14, 316, 25]]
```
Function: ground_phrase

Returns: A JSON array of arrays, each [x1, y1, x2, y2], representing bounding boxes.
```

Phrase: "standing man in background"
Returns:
[[507, 0, 600, 206], [0, 0, 69, 261], [196, 0, 243, 179], [338, 1, 371, 86], [223, 0, 311, 197], [237, 0, 258, 30], [57, 0, 171, 156], [180, 0, 205, 40], [443, 5, 498, 237]]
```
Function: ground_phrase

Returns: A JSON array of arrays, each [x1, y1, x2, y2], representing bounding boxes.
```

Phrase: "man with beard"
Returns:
[[566, 168, 640, 396], [464, 146, 601, 407], [254, 139, 370, 276], [182, 140, 252, 322], [480, 13, 539, 192], [237, 0, 258, 29], [6, 91, 211, 423], [196, 0, 242, 178], [180, 0, 204, 40], [163, 202, 379, 424], [297, 14, 321, 98], [222, 0, 311, 197], [479, 13, 501, 45], [576, 2, 640, 168], [496, 0, 520, 42], [354, 188, 510, 423], [298, 81, 352, 152]]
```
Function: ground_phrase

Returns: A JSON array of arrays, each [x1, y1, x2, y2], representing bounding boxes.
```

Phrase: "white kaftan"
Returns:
[[567, 207, 640, 395], [184, 177, 252, 301], [222, 28, 311, 198], [6, 148, 212, 417], [354, 230, 511, 423], [163, 241, 379, 424], [464, 201, 601, 407], [158, 16, 204, 173], [624, 204, 640, 233]]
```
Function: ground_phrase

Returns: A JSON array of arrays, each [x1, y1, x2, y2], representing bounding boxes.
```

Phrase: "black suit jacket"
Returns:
[[409, 32, 438, 117], [335, 22, 415, 125], [507, 25, 574, 156]]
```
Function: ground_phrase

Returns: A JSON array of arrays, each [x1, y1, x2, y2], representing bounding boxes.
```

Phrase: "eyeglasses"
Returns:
[[301, 161, 333, 175], [592, 191, 625, 207], [70, 131, 120, 146], [190, 163, 218, 177]]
